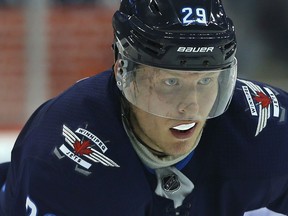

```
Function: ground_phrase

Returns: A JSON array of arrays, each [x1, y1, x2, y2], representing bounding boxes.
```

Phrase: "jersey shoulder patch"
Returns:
[[235, 79, 287, 136], [53, 124, 120, 176]]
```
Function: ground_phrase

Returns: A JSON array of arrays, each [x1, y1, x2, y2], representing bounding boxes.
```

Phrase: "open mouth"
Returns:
[[170, 122, 197, 139], [172, 122, 196, 131]]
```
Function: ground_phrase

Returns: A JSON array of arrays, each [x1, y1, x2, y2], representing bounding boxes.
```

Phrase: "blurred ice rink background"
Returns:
[[0, 0, 287, 163]]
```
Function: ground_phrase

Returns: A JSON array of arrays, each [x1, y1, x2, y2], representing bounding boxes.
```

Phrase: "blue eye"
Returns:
[[164, 78, 179, 86], [198, 77, 212, 85]]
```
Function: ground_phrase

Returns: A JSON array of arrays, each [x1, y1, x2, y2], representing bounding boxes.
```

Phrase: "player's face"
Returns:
[[123, 65, 219, 121], [129, 71, 218, 156]]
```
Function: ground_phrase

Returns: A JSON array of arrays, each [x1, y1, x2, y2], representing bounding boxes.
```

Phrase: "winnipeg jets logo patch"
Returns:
[[54, 125, 120, 175], [239, 79, 284, 136]]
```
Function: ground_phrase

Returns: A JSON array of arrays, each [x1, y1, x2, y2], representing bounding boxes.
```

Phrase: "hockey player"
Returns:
[[1, 0, 288, 215]]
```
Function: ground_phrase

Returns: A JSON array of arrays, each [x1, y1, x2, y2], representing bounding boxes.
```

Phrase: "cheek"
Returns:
[[206, 88, 218, 104], [210, 87, 219, 106], [200, 85, 218, 105], [198, 87, 218, 114], [137, 112, 160, 129], [133, 109, 167, 133]]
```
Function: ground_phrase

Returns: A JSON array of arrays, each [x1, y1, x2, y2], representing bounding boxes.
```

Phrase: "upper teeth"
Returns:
[[172, 122, 196, 131]]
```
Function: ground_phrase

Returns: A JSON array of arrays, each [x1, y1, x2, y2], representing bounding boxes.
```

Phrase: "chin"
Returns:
[[166, 143, 195, 157]]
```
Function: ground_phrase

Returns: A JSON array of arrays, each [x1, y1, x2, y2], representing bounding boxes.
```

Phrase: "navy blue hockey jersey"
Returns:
[[0, 70, 288, 216]]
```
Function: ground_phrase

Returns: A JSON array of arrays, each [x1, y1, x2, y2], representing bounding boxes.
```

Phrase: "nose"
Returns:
[[177, 91, 200, 116]]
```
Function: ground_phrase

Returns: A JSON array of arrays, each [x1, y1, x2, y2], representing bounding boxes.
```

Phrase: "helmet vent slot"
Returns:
[[224, 41, 236, 60], [132, 30, 163, 55], [224, 41, 234, 50]]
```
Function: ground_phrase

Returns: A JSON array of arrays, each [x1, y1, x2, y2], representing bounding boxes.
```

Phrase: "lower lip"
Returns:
[[170, 126, 196, 140]]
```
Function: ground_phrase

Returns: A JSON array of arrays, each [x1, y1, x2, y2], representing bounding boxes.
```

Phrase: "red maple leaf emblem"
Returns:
[[253, 92, 271, 108], [73, 140, 93, 156]]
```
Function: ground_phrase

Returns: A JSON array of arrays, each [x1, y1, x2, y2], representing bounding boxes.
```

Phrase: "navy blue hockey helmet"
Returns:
[[112, 0, 236, 70], [113, 0, 237, 120]]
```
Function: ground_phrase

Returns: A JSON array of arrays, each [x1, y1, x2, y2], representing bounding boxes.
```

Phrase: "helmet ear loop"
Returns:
[[112, 39, 119, 62], [115, 59, 128, 91]]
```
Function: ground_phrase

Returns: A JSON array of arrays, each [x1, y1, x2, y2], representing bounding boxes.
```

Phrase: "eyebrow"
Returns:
[[138, 66, 221, 80]]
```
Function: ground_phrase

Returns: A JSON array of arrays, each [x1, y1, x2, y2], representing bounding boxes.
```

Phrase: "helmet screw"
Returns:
[[180, 60, 187, 65], [203, 60, 210, 66]]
